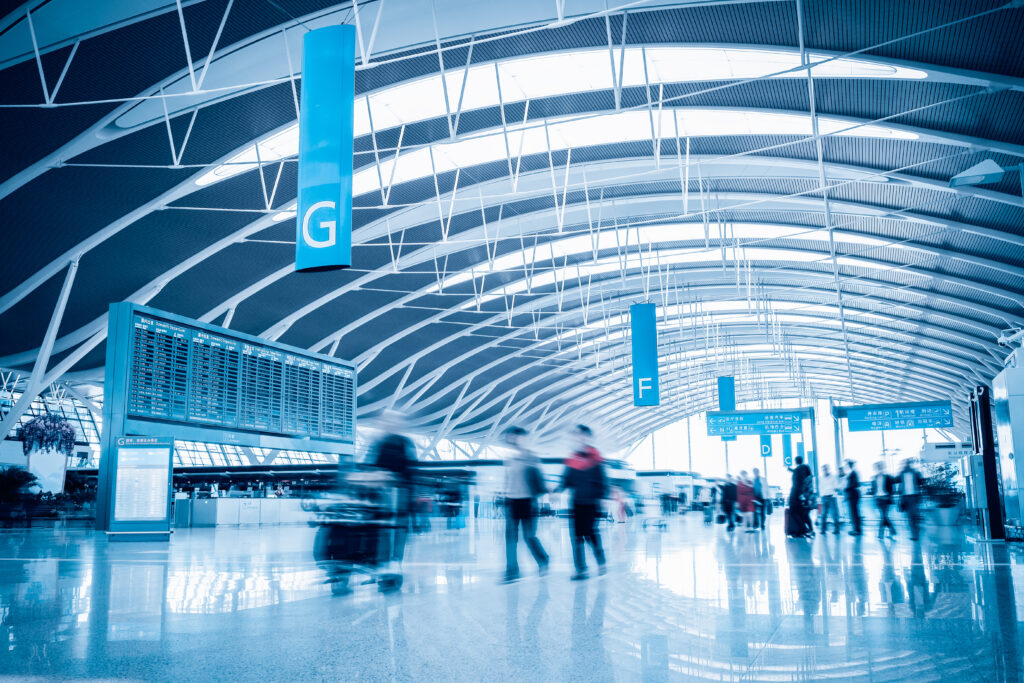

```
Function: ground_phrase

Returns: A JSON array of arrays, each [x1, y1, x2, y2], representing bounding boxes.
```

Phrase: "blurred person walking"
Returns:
[[501, 426, 549, 583], [845, 460, 862, 537], [898, 459, 926, 541], [368, 410, 418, 563], [720, 474, 738, 532], [787, 456, 814, 537], [818, 464, 840, 535], [752, 468, 767, 530], [871, 461, 897, 539], [737, 471, 755, 532], [558, 425, 608, 581]]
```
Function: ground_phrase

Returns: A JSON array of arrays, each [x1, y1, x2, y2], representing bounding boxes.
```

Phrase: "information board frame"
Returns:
[[832, 400, 953, 432], [98, 436, 174, 538], [98, 303, 358, 533], [706, 408, 807, 436]]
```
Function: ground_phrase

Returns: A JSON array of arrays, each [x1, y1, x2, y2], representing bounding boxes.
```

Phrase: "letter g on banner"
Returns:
[[302, 201, 337, 248]]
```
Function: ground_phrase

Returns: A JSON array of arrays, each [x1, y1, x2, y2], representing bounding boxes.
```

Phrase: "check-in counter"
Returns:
[[188, 498, 312, 527], [193, 498, 240, 526]]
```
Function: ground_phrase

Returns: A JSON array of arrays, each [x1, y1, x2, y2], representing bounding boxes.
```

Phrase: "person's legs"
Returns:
[[905, 495, 921, 539], [848, 495, 862, 535], [520, 500, 549, 569], [505, 500, 521, 577], [724, 501, 735, 531], [583, 504, 606, 569], [878, 500, 895, 537], [571, 504, 587, 575]]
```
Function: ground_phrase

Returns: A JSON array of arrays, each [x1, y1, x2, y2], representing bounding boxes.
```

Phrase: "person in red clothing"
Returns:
[[737, 470, 754, 531], [556, 425, 608, 581]]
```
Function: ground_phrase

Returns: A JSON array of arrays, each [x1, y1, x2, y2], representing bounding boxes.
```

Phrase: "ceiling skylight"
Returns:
[[429, 222, 901, 294], [197, 44, 928, 188]]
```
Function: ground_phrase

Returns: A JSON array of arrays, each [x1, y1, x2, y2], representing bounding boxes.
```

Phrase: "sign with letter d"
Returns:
[[296, 25, 355, 272], [630, 303, 659, 406]]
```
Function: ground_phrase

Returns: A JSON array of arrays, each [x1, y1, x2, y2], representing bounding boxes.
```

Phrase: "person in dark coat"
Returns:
[[369, 411, 417, 562], [557, 425, 608, 581], [788, 456, 813, 537], [898, 459, 926, 541], [845, 459, 862, 537], [720, 475, 738, 532], [870, 461, 897, 539]]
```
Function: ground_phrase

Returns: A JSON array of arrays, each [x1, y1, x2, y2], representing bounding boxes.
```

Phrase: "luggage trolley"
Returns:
[[306, 469, 404, 595]]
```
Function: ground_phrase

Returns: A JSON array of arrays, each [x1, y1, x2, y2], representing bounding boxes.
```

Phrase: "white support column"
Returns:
[[0, 259, 79, 435]]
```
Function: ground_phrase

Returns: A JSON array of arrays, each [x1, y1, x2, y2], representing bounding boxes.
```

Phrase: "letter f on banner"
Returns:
[[296, 25, 355, 272], [631, 303, 659, 406]]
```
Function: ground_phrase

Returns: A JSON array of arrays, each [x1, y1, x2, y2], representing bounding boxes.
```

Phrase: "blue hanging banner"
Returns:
[[717, 376, 736, 441], [630, 303, 659, 406], [296, 25, 356, 272], [759, 435, 772, 458], [782, 433, 793, 467]]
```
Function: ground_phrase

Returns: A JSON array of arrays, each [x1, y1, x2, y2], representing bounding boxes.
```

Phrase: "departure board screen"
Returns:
[[126, 312, 356, 443]]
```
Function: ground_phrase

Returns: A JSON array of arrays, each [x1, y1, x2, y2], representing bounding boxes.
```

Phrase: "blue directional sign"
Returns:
[[759, 435, 772, 458], [630, 303, 659, 406], [296, 25, 356, 271], [706, 409, 804, 436], [835, 400, 953, 432], [717, 376, 736, 442]]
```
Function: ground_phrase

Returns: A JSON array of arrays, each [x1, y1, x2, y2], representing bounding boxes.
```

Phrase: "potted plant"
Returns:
[[0, 467, 39, 526], [19, 412, 76, 494], [923, 463, 964, 526]]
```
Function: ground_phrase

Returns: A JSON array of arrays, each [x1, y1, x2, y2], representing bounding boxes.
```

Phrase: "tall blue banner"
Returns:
[[296, 25, 355, 272], [630, 303, 659, 406], [718, 376, 736, 441]]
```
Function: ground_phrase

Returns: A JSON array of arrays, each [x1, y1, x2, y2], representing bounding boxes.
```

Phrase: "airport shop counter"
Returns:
[[181, 498, 312, 527]]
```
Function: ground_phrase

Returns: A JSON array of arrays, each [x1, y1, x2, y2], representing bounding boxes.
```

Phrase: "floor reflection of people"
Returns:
[[904, 543, 934, 617], [879, 540, 905, 616], [717, 532, 748, 659], [505, 582, 551, 678], [844, 538, 868, 618], [568, 581, 612, 681], [786, 538, 822, 628]]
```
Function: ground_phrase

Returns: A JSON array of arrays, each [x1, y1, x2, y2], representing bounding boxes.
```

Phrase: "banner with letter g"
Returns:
[[296, 25, 355, 272]]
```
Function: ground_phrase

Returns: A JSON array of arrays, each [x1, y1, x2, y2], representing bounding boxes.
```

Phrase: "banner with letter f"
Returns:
[[630, 303, 659, 406], [296, 25, 355, 272]]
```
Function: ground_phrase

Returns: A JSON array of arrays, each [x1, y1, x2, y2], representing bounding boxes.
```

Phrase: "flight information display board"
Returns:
[[707, 409, 805, 436], [837, 400, 953, 432], [123, 308, 356, 443], [113, 438, 173, 522]]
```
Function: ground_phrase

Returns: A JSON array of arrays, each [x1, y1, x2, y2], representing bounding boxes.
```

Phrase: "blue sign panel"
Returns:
[[717, 376, 736, 442], [706, 409, 804, 436], [296, 25, 356, 272], [631, 303, 659, 406], [782, 434, 792, 467], [838, 400, 953, 432], [759, 435, 772, 458]]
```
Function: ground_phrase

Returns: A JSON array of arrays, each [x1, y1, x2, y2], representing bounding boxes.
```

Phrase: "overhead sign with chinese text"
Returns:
[[836, 400, 953, 432], [706, 409, 805, 436]]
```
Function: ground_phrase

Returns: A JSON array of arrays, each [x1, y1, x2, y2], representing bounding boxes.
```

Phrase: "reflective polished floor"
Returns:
[[2, 513, 1023, 681]]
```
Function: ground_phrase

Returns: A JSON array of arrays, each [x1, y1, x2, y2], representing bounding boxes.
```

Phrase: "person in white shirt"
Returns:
[[870, 462, 897, 539], [502, 426, 549, 582], [819, 464, 840, 534], [898, 459, 925, 541]]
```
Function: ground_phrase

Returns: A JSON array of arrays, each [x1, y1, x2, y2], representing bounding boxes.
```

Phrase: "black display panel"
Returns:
[[125, 311, 355, 443]]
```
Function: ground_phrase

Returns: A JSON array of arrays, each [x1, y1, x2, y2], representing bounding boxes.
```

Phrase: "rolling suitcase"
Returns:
[[784, 507, 801, 537]]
